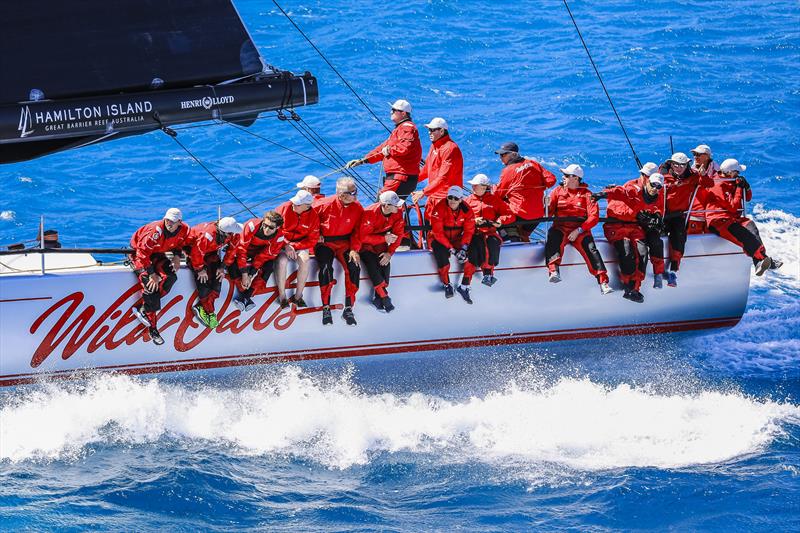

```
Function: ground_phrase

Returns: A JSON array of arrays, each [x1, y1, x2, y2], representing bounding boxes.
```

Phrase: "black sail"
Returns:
[[0, 0, 318, 163]]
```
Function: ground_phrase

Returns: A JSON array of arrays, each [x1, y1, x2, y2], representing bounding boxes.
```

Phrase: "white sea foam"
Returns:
[[750, 205, 799, 294], [0, 210, 15, 221], [2, 370, 797, 470]]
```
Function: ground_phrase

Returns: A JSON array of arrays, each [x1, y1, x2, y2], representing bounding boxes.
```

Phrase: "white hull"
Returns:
[[0, 234, 750, 386]]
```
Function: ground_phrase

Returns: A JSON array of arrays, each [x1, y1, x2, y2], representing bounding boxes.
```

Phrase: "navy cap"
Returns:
[[494, 142, 519, 155]]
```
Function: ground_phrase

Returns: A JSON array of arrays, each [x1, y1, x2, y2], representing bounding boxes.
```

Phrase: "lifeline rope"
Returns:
[[561, 0, 642, 169]]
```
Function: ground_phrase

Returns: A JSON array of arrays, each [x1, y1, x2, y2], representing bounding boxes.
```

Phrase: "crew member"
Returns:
[[358, 191, 405, 312], [345, 99, 422, 199], [314, 177, 364, 326], [659, 152, 714, 286], [232, 211, 286, 312], [129, 208, 189, 345], [428, 186, 479, 304], [275, 190, 320, 308], [463, 173, 513, 286], [598, 173, 666, 303], [705, 159, 781, 275], [493, 142, 557, 241], [687, 144, 720, 234], [545, 165, 612, 294], [296, 175, 324, 201], [186, 216, 243, 328], [623, 162, 667, 289], [410, 117, 463, 214]]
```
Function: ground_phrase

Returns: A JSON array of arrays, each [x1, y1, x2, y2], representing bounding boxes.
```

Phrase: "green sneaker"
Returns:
[[193, 304, 212, 328], [207, 312, 219, 329]]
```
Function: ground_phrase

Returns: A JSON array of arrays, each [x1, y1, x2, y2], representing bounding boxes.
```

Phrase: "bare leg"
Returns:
[[275, 252, 289, 301]]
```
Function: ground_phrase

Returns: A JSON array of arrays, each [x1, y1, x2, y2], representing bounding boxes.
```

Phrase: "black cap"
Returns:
[[494, 142, 519, 155]]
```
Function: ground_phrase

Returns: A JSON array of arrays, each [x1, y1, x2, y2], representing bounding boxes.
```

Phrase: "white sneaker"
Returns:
[[549, 271, 561, 283], [600, 282, 614, 295]]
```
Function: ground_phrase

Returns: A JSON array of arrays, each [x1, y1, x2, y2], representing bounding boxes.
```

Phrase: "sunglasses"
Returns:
[[447, 195, 461, 201], [263, 223, 277, 231], [428, 128, 442, 132], [391, 109, 401, 113], [651, 182, 663, 190], [564, 174, 580, 179], [341, 189, 358, 196]]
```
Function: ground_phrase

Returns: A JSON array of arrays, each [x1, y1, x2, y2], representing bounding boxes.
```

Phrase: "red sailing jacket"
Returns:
[[547, 185, 599, 232], [429, 201, 476, 249], [606, 181, 664, 222], [494, 157, 557, 219], [357, 203, 405, 254], [418, 134, 464, 199], [364, 119, 423, 176], [186, 222, 238, 270], [236, 217, 287, 270], [314, 195, 364, 251], [130, 220, 189, 272], [464, 191, 514, 237], [623, 177, 665, 216], [704, 179, 751, 226], [663, 171, 713, 213], [276, 200, 320, 251]]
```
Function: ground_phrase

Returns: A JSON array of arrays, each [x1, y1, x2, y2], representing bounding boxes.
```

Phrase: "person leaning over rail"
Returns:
[[274, 190, 320, 309], [428, 185, 480, 304], [314, 177, 364, 326], [232, 211, 286, 313], [596, 173, 666, 303], [621, 162, 667, 289], [463, 173, 513, 287], [345, 99, 422, 199], [357, 191, 406, 313], [129, 207, 189, 345], [410, 117, 464, 213], [704, 159, 782, 276], [544, 164, 612, 294], [185, 216, 244, 329], [659, 152, 714, 287], [493, 142, 557, 242], [297, 174, 324, 201], [687, 144, 720, 235]]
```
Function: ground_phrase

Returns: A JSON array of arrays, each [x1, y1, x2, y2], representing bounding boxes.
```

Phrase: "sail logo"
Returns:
[[180, 95, 235, 110], [17, 106, 34, 138]]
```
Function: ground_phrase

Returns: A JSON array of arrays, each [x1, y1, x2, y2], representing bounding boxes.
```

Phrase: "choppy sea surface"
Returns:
[[2, 0, 800, 530]]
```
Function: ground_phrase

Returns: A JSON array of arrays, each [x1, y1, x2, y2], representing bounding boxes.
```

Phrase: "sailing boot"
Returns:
[[342, 306, 357, 326], [755, 256, 772, 276], [381, 296, 395, 313], [149, 327, 165, 345], [444, 283, 455, 299], [549, 269, 562, 283], [456, 284, 473, 304], [321, 306, 333, 325], [653, 274, 663, 289], [666, 271, 677, 287]]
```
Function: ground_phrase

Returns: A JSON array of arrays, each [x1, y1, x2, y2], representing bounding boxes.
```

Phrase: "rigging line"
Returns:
[[561, 0, 642, 169], [269, 0, 392, 133], [221, 119, 338, 170], [165, 132, 256, 218], [229, 188, 297, 218]]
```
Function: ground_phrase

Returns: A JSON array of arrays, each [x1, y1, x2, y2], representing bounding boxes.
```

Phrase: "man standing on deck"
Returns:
[[358, 190, 406, 312], [345, 99, 423, 199], [410, 117, 464, 215], [493, 142, 557, 242], [314, 177, 365, 326], [185, 216, 244, 328], [129, 208, 189, 345]]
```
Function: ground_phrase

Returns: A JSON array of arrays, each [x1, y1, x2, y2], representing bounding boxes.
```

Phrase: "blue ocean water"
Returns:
[[2, 0, 800, 530]]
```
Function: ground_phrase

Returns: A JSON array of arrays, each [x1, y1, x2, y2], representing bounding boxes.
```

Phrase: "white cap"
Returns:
[[649, 173, 664, 187], [468, 173, 491, 186], [446, 185, 465, 199], [668, 152, 691, 165], [379, 190, 404, 207], [389, 99, 412, 113], [424, 117, 449, 130], [640, 162, 659, 176], [559, 163, 584, 178], [290, 190, 314, 205], [691, 144, 712, 156], [218, 216, 244, 234], [164, 208, 182, 222], [720, 158, 747, 173], [296, 175, 321, 189]]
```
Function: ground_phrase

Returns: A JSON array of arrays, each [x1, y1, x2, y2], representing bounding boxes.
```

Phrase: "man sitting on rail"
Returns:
[[129, 208, 189, 345], [232, 211, 286, 312], [274, 190, 320, 309], [314, 177, 364, 326], [704, 159, 782, 276], [185, 216, 243, 328], [345, 99, 422, 199], [428, 186, 480, 304], [622, 162, 667, 288], [463, 173, 513, 287], [358, 191, 406, 313], [493, 142, 557, 242], [545, 164, 612, 294], [686, 144, 720, 235]]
